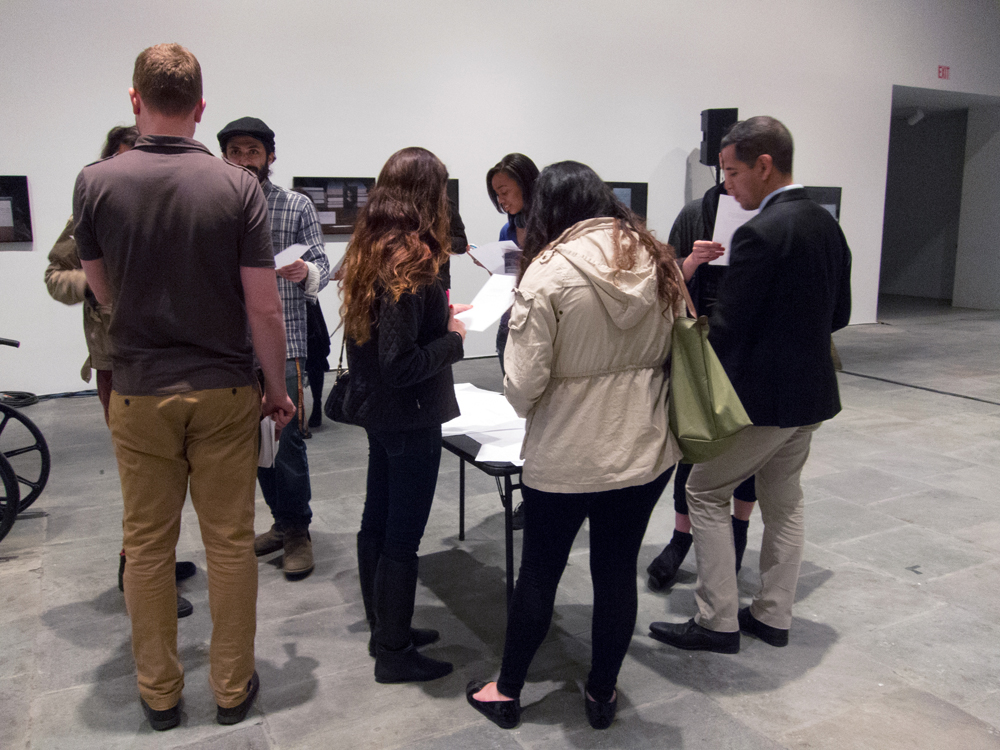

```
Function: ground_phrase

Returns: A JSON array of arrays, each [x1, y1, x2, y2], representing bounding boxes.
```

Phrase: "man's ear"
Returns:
[[268, 151, 276, 166], [756, 153, 774, 182], [129, 88, 141, 116], [193, 98, 206, 123]]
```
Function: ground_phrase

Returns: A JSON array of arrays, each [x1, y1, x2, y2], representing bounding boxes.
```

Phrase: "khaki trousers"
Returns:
[[686, 423, 820, 633], [110, 386, 260, 710]]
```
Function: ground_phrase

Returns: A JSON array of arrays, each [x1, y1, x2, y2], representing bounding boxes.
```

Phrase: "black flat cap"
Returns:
[[217, 117, 275, 153]]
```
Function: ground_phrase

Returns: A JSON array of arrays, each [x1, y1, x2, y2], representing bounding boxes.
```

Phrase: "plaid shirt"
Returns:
[[263, 180, 330, 360]]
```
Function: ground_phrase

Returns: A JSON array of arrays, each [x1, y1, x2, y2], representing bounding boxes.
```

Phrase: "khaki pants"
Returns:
[[686, 423, 820, 633], [110, 386, 260, 710]]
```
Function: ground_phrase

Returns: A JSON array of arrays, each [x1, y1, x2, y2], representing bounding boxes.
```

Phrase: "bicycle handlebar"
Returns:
[[0, 338, 20, 348]]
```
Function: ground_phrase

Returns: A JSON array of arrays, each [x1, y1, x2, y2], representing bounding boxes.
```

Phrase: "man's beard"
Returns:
[[254, 161, 271, 183]]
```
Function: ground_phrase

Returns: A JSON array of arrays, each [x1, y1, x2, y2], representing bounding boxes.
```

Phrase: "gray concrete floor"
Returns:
[[2, 294, 999, 749]]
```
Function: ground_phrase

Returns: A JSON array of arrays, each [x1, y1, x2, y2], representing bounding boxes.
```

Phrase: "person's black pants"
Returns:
[[496, 468, 673, 703], [358, 426, 442, 563], [673, 462, 756, 514]]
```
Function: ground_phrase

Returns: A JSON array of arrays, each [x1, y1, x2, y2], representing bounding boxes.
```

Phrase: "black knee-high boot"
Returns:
[[372, 556, 451, 683], [732, 517, 749, 573], [359, 534, 439, 657]]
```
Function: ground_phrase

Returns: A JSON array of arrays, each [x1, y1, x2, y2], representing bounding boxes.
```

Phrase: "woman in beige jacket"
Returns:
[[468, 161, 684, 731]]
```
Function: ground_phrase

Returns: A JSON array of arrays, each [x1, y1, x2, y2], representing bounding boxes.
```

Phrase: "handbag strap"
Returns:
[[336, 337, 346, 373], [673, 261, 698, 319]]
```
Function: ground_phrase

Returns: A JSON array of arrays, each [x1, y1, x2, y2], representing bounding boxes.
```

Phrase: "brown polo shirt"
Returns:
[[74, 135, 274, 395]]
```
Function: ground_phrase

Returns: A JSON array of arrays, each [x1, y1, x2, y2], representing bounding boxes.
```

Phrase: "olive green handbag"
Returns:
[[668, 267, 752, 463]]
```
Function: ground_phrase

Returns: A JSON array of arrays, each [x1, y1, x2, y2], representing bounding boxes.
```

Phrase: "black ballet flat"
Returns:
[[466, 680, 520, 729]]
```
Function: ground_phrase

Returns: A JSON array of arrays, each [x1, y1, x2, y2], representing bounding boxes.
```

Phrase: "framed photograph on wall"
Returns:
[[0, 176, 32, 245], [804, 186, 842, 223], [605, 181, 648, 219], [292, 177, 375, 235]]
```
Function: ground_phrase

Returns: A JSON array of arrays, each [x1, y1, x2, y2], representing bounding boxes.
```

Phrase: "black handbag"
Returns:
[[323, 339, 352, 423]]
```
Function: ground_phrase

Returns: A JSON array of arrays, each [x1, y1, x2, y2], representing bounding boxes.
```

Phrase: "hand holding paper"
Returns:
[[273, 242, 310, 269], [453, 274, 516, 332], [710, 194, 760, 266], [467, 241, 519, 276]]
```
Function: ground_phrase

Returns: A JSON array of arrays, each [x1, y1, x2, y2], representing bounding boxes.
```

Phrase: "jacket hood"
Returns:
[[543, 217, 661, 330]]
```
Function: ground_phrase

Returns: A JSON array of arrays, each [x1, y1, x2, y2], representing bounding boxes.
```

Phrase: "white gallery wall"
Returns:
[[2, 0, 1000, 394]]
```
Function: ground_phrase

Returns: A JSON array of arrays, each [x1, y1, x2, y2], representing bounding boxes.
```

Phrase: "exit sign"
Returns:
[[938, 65, 950, 79]]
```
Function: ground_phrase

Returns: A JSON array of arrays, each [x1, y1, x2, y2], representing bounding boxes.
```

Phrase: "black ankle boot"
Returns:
[[732, 517, 749, 573], [372, 556, 452, 682], [374, 643, 452, 683], [647, 530, 693, 590]]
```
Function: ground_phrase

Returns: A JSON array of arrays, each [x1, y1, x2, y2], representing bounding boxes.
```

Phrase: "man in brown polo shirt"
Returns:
[[76, 43, 294, 731]]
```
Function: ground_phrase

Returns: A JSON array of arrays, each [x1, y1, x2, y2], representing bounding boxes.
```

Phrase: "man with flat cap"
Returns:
[[218, 117, 331, 580], [649, 116, 852, 653]]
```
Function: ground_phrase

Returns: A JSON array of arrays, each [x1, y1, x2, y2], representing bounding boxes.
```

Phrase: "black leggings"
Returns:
[[673, 462, 756, 514], [496, 469, 673, 703]]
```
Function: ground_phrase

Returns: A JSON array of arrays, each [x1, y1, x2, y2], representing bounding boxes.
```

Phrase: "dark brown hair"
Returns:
[[340, 147, 451, 344], [101, 125, 138, 159], [132, 43, 202, 116], [521, 161, 681, 308], [486, 153, 539, 220], [720, 115, 794, 175]]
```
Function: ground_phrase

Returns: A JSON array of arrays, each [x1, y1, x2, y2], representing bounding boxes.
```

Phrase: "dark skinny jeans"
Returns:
[[496, 468, 673, 703], [358, 426, 443, 563]]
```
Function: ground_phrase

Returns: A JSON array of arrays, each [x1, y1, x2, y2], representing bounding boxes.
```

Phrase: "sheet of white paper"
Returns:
[[469, 428, 525, 465], [710, 194, 759, 266], [258, 416, 278, 468], [442, 384, 526, 464], [273, 242, 310, 268], [325, 243, 346, 275], [454, 274, 516, 332], [0, 198, 12, 228], [442, 384, 525, 436], [468, 241, 519, 275]]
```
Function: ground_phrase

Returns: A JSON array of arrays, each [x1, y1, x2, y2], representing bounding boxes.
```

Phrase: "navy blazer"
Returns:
[[709, 188, 852, 428]]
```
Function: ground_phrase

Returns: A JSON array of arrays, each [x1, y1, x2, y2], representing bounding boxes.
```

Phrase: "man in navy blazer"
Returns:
[[650, 116, 852, 653]]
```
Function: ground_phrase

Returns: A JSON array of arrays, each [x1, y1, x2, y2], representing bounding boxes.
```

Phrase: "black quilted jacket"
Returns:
[[343, 282, 463, 432]]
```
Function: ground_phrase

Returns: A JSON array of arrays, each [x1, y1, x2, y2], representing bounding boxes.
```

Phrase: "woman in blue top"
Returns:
[[486, 153, 539, 371]]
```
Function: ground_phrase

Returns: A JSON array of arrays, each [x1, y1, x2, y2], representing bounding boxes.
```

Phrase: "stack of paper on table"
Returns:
[[442, 383, 525, 465]]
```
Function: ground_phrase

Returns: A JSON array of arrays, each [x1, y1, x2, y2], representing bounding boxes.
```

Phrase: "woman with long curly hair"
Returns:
[[467, 161, 684, 730], [339, 147, 467, 683]]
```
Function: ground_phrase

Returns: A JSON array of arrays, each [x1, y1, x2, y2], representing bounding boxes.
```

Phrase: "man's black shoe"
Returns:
[[175, 561, 197, 581], [649, 618, 739, 654], [738, 607, 789, 647], [177, 596, 194, 619], [141, 697, 180, 731], [217, 671, 260, 725]]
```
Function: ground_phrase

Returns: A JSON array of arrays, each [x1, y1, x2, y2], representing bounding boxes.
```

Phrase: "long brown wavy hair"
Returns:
[[520, 161, 681, 309], [340, 147, 451, 344]]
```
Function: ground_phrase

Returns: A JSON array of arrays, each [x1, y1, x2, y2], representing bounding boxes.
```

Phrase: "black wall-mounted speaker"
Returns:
[[700, 108, 739, 166]]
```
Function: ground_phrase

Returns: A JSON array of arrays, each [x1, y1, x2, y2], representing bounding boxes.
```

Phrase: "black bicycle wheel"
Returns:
[[0, 454, 19, 544], [0, 403, 51, 511]]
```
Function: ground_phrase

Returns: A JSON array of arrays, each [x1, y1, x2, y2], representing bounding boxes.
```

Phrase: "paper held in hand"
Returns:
[[454, 274, 516, 332], [259, 416, 278, 468], [273, 242, 310, 269], [467, 240, 519, 276], [710, 194, 760, 266]]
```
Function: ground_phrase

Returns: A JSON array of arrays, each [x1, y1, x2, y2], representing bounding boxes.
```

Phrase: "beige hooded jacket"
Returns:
[[44, 217, 114, 381], [503, 217, 684, 493]]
